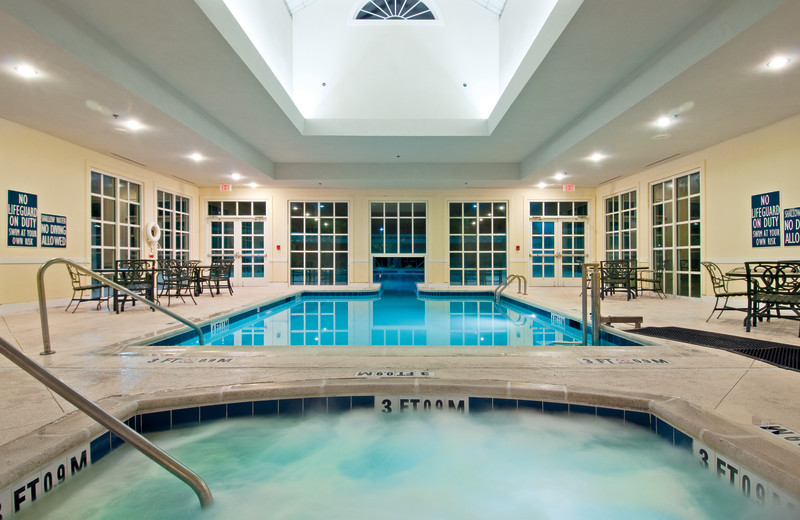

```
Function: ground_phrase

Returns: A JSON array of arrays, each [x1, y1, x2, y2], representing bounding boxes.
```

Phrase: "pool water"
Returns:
[[20, 411, 771, 520], [174, 286, 592, 347]]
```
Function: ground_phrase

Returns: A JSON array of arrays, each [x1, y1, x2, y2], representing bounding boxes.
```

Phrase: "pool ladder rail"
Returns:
[[0, 334, 214, 509], [36, 258, 204, 355], [494, 274, 528, 302]]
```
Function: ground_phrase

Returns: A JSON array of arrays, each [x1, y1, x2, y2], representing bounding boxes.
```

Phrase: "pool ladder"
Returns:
[[494, 274, 528, 302], [581, 263, 601, 346], [0, 334, 213, 509]]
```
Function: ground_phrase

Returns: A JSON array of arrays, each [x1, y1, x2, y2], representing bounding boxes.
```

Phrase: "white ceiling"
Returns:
[[1, 0, 799, 189]]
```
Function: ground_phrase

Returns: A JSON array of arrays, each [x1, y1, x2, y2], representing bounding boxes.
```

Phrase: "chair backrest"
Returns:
[[209, 259, 234, 278], [116, 259, 154, 283], [600, 259, 632, 281], [66, 264, 83, 289], [745, 261, 800, 295], [701, 261, 727, 294]]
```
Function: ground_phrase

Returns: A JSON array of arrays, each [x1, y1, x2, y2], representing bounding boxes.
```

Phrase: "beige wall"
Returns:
[[3, 111, 800, 307], [595, 112, 800, 293], [0, 118, 200, 306]]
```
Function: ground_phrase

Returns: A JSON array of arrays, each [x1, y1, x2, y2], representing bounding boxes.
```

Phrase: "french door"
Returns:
[[529, 201, 589, 287], [207, 218, 267, 286]]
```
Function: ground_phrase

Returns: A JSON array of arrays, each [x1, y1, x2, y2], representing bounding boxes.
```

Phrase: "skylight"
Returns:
[[283, 0, 507, 17], [356, 0, 435, 20]]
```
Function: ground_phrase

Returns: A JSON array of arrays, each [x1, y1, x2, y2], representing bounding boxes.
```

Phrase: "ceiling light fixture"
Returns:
[[656, 116, 673, 128], [553, 171, 566, 180], [189, 152, 205, 162], [766, 56, 790, 69], [536, 182, 548, 189], [123, 119, 143, 131], [248, 182, 258, 188], [230, 172, 242, 180], [588, 152, 606, 162], [14, 64, 38, 78]]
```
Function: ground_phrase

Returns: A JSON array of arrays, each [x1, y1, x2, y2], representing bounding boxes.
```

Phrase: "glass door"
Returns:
[[529, 201, 589, 287], [206, 201, 268, 287], [207, 219, 267, 286]]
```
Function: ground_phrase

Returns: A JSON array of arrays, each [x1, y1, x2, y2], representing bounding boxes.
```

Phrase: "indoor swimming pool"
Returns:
[[158, 284, 630, 348], [16, 409, 776, 520]]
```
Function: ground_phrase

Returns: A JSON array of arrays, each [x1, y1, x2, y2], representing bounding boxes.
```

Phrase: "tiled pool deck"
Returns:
[[2, 285, 800, 504]]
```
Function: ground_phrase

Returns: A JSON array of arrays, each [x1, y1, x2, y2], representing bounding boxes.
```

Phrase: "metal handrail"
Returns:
[[494, 274, 528, 302], [581, 263, 601, 346], [0, 335, 213, 509], [37, 258, 204, 355]]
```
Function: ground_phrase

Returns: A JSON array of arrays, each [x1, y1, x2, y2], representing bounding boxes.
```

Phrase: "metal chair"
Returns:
[[701, 262, 747, 321], [198, 259, 235, 296], [64, 264, 109, 313], [637, 267, 665, 299], [115, 259, 156, 312], [745, 261, 800, 336], [158, 259, 196, 306], [599, 260, 635, 300]]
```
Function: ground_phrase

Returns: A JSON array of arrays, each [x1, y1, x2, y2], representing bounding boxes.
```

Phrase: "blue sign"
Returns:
[[784, 207, 800, 247], [41, 213, 67, 248], [7, 190, 38, 247], [751, 191, 781, 247]]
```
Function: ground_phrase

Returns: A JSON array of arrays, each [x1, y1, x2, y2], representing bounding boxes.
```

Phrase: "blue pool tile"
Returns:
[[141, 411, 171, 433], [597, 407, 625, 420], [91, 433, 111, 463], [569, 404, 596, 416], [253, 400, 278, 416], [469, 397, 493, 412], [304, 397, 328, 415], [656, 418, 675, 443], [172, 407, 200, 428], [624, 410, 652, 430], [352, 396, 374, 409], [543, 402, 568, 414], [279, 398, 303, 416], [518, 400, 543, 413], [227, 401, 254, 418], [493, 398, 517, 411], [673, 428, 693, 451], [328, 396, 352, 413], [200, 404, 227, 423]]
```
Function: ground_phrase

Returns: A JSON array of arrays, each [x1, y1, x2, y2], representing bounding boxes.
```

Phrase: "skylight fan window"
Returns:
[[356, 0, 435, 20]]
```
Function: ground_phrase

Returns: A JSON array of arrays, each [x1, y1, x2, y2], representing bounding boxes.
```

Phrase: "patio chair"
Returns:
[[701, 261, 747, 321], [115, 259, 156, 312], [599, 260, 635, 300], [158, 259, 196, 306], [65, 264, 109, 313], [745, 261, 800, 336], [637, 267, 665, 299], [198, 259, 235, 296]]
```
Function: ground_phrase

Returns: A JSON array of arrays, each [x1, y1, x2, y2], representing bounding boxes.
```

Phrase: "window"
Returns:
[[370, 202, 426, 254], [356, 0, 435, 20], [290, 202, 349, 285], [529, 201, 588, 280], [157, 190, 190, 261], [449, 202, 507, 286], [604, 190, 637, 261], [652, 171, 701, 297], [90, 171, 141, 270]]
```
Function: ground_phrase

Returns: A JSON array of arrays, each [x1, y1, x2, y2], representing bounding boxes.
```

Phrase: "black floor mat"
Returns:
[[628, 326, 800, 372]]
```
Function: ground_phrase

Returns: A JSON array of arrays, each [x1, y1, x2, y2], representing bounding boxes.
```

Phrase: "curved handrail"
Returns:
[[37, 258, 204, 355], [0, 335, 213, 509], [494, 274, 528, 302]]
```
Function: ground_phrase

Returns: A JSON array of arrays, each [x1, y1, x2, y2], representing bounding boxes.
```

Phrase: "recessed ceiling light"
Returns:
[[656, 116, 673, 128], [123, 119, 143, 131], [553, 171, 566, 180], [189, 152, 204, 162], [766, 56, 790, 69], [14, 64, 38, 78], [536, 182, 548, 189], [588, 152, 606, 162], [248, 182, 258, 188], [230, 172, 242, 180]]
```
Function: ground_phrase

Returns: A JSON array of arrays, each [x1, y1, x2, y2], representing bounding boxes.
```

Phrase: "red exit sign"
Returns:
[[220, 184, 232, 192], [563, 184, 575, 192]]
